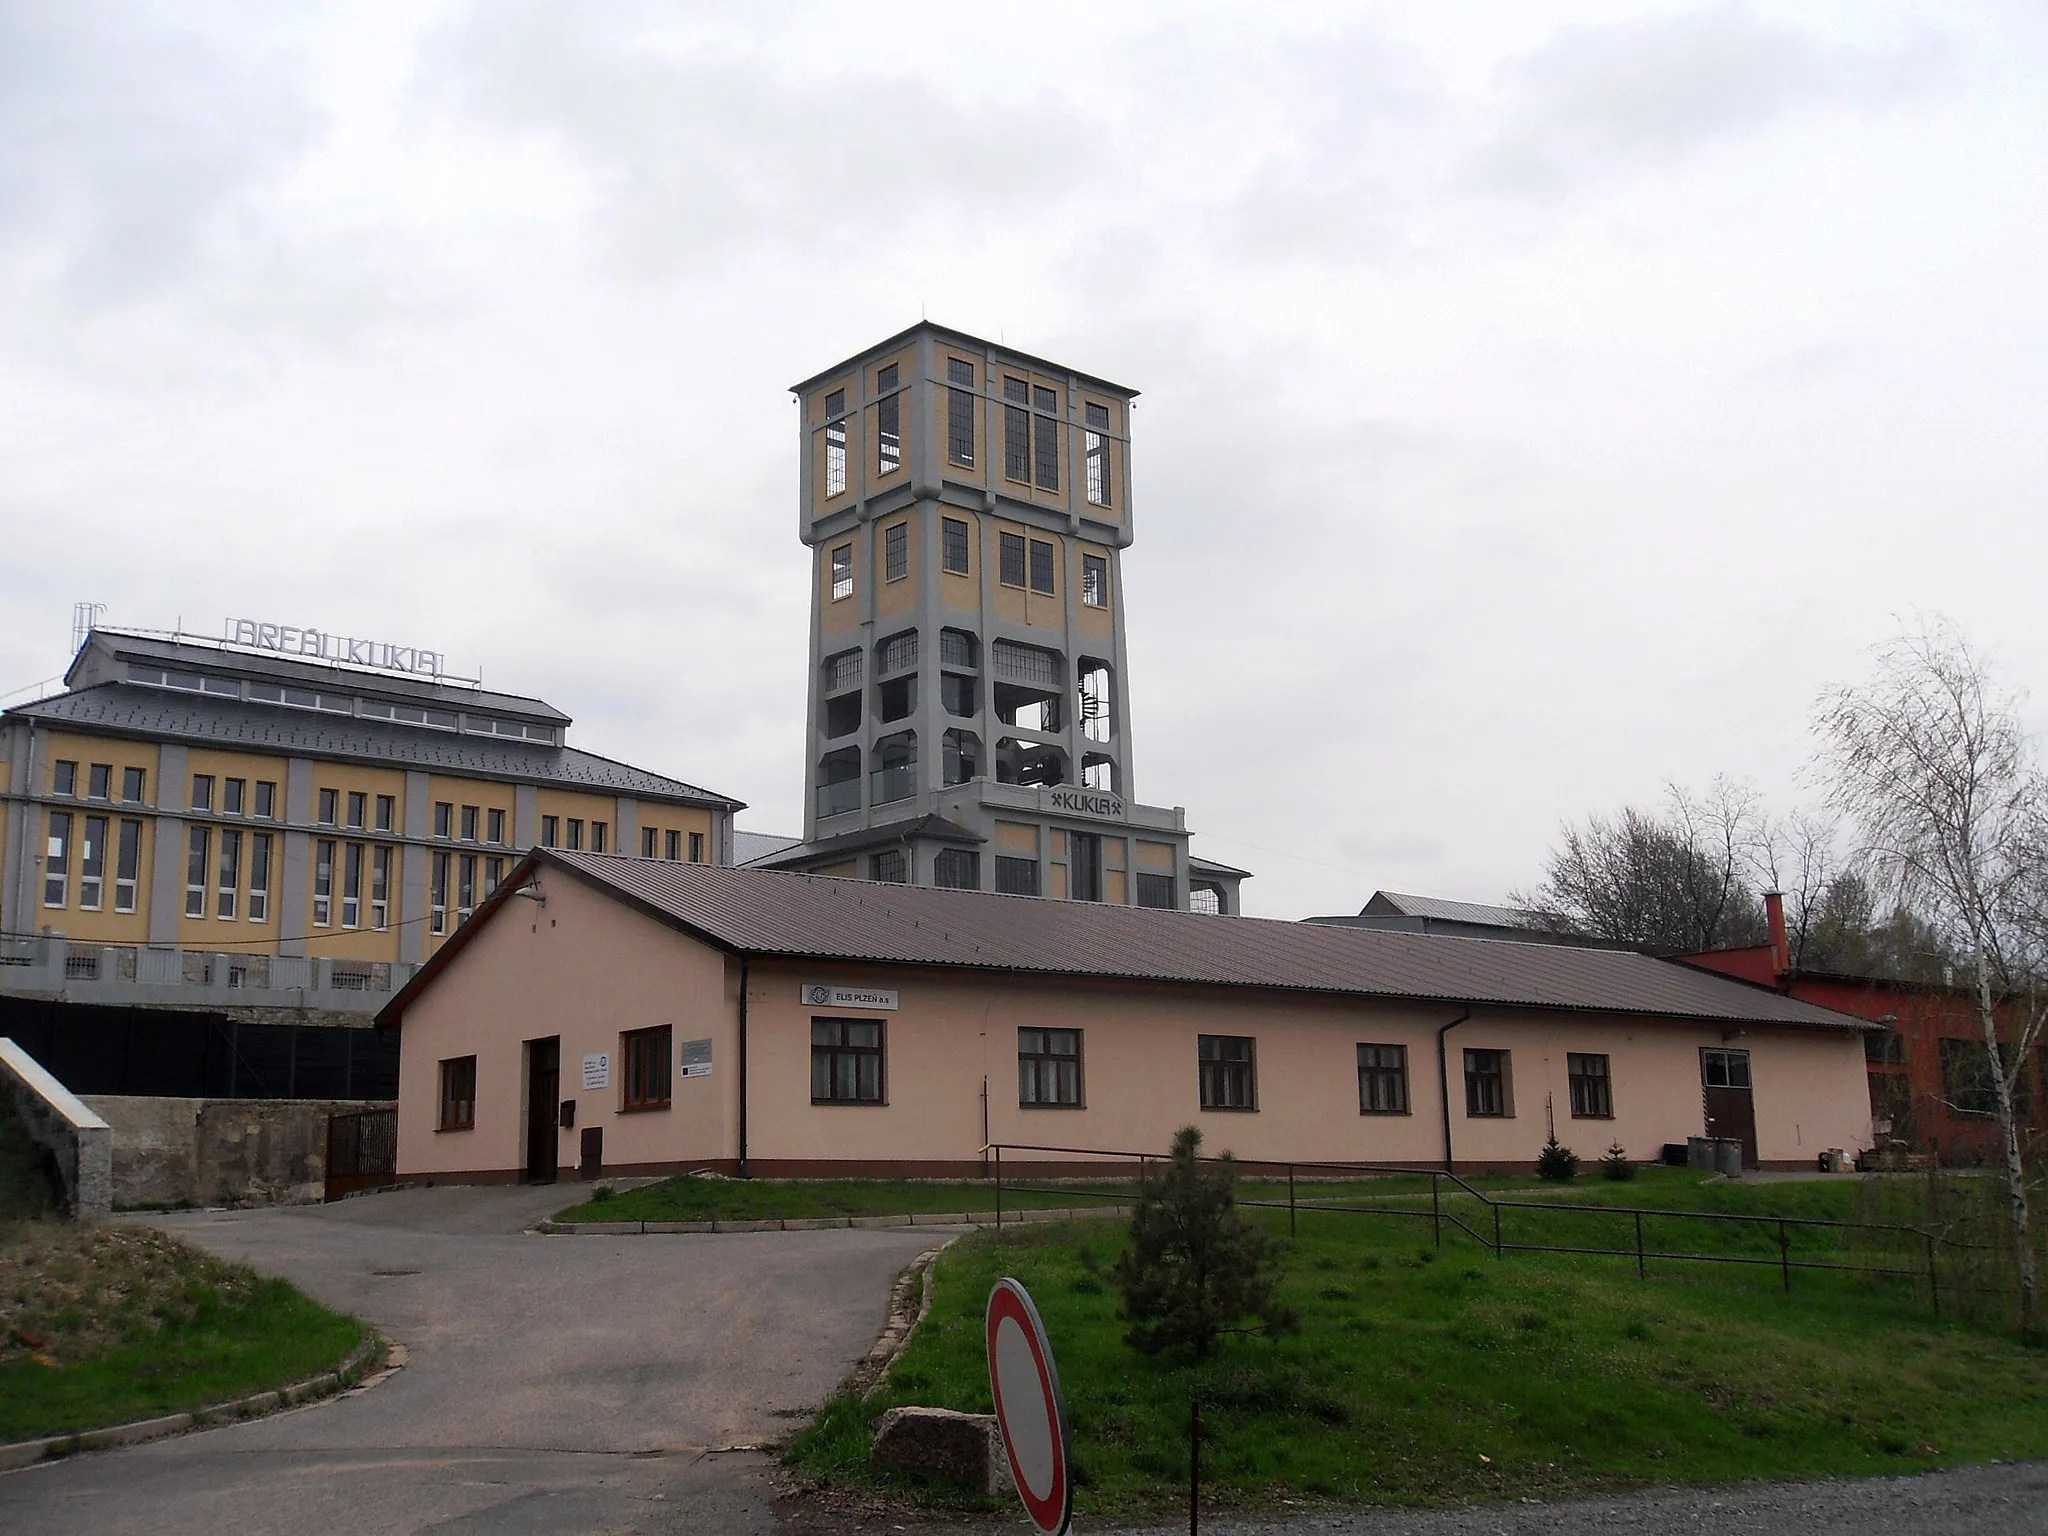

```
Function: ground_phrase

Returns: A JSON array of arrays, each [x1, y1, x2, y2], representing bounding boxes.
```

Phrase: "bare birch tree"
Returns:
[[1814, 618, 2048, 1325]]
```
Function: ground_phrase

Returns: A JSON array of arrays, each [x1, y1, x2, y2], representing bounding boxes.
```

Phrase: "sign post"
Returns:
[[986, 1278, 1073, 1535]]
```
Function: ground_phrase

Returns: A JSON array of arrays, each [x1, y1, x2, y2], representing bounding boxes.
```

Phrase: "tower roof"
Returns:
[[789, 320, 1139, 399]]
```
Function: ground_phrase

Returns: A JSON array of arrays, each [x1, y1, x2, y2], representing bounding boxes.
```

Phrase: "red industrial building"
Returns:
[[1679, 894, 2041, 1165]]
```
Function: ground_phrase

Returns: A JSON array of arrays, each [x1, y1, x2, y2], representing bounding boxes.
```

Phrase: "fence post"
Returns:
[[994, 1144, 1002, 1230], [1927, 1230, 1940, 1318], [1778, 1218, 1790, 1294], [1635, 1210, 1645, 1280], [1493, 1199, 1502, 1259], [1431, 1173, 1441, 1250], [1288, 1164, 1296, 1238]]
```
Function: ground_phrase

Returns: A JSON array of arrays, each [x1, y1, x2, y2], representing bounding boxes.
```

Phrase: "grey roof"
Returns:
[[8, 685, 742, 807], [74, 629, 571, 724], [734, 830, 803, 867], [441, 853, 1872, 1031], [789, 320, 1138, 399], [744, 814, 983, 868], [1189, 854, 1253, 880], [1360, 891, 1543, 928]]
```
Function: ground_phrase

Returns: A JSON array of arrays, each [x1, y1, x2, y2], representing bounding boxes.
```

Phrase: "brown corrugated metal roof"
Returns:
[[517, 852, 1871, 1030]]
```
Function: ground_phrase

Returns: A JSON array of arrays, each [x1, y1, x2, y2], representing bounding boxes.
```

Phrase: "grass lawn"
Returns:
[[0, 1220, 365, 1443], [787, 1185, 2048, 1518]]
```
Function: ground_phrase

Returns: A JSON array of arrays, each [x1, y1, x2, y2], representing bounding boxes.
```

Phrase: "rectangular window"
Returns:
[[1701, 1047, 1751, 1089], [869, 848, 909, 883], [87, 763, 111, 800], [1135, 872, 1174, 909], [831, 543, 854, 601], [219, 777, 243, 816], [664, 829, 680, 860], [192, 774, 215, 812], [485, 855, 504, 896], [1029, 538, 1055, 595], [824, 388, 848, 498], [1032, 385, 1060, 490], [345, 790, 365, 828], [934, 848, 978, 889], [217, 828, 241, 920], [876, 365, 901, 475], [1199, 1035, 1257, 1111], [566, 818, 583, 851], [185, 825, 210, 918], [1085, 401, 1111, 507], [999, 531, 1027, 587], [884, 522, 908, 581], [941, 516, 971, 575], [1865, 1026, 1907, 1065], [947, 359, 975, 465], [1003, 376, 1030, 481], [1464, 1049, 1511, 1117], [312, 838, 334, 927], [254, 780, 276, 819], [115, 818, 142, 912], [1939, 1038, 1997, 1116], [376, 794, 396, 832], [811, 1018, 884, 1104], [459, 804, 477, 841], [248, 833, 271, 923], [371, 845, 391, 930], [1567, 1052, 1613, 1118], [994, 855, 1039, 896], [1082, 553, 1107, 608], [434, 802, 453, 839], [624, 1025, 673, 1111], [316, 787, 337, 825], [642, 826, 658, 857], [439, 1056, 477, 1132], [457, 854, 476, 922], [78, 815, 107, 910], [540, 815, 559, 848], [487, 807, 504, 844], [122, 766, 146, 803], [1019, 1027, 1082, 1107], [431, 850, 450, 934], [1357, 1044, 1410, 1114], [44, 811, 73, 906], [341, 841, 362, 928], [591, 821, 607, 853], [51, 760, 77, 796], [688, 831, 704, 863]]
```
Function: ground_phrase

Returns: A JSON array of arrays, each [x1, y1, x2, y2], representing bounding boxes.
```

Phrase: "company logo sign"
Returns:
[[803, 984, 899, 1011], [1044, 788, 1126, 820], [226, 618, 447, 678]]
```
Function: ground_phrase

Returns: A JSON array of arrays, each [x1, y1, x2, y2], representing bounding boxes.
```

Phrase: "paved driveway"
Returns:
[[0, 1185, 939, 1534]]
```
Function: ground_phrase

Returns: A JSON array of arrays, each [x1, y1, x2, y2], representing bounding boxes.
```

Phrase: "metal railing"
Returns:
[[984, 1141, 1994, 1317]]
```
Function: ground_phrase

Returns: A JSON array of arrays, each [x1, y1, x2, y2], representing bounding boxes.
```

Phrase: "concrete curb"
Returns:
[[0, 1332, 399, 1473], [533, 1205, 1129, 1236], [848, 1237, 959, 1400]]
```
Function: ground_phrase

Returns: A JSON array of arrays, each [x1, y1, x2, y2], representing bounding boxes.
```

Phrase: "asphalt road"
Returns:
[[0, 1184, 938, 1534]]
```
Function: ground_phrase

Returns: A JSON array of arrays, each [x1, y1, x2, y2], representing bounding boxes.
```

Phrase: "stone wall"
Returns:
[[81, 1096, 396, 1209], [1, 1037, 111, 1220]]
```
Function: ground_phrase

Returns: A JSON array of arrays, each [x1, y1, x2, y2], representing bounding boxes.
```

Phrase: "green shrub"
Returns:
[[1536, 1137, 1579, 1182], [1600, 1142, 1637, 1181], [1111, 1126, 1299, 1358]]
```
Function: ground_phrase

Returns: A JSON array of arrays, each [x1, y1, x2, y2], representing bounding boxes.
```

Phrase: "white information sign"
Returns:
[[581, 1053, 610, 1091], [679, 1037, 713, 1079], [802, 984, 899, 1012]]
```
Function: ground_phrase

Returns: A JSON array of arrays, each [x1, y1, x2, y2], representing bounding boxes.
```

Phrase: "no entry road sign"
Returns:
[[986, 1277, 1073, 1535]]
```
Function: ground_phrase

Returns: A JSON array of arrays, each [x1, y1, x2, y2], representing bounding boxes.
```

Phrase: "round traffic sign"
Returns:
[[986, 1277, 1073, 1535]]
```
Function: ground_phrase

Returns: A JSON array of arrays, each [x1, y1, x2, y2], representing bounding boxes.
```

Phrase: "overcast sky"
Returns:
[[2, 1, 2043, 919]]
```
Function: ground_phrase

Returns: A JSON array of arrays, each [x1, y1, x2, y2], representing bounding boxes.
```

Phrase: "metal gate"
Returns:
[[325, 1108, 398, 1202]]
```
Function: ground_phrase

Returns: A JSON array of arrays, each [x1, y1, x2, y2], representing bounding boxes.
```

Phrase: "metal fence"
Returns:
[[985, 1141, 1998, 1318], [325, 1108, 398, 1202]]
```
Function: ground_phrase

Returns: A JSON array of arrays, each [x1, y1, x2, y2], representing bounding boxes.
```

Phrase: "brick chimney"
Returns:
[[1764, 890, 1790, 979]]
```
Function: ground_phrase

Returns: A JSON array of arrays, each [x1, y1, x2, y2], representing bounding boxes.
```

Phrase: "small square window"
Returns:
[[192, 774, 215, 812], [811, 1017, 884, 1104], [870, 848, 909, 883], [52, 761, 78, 797], [1019, 1027, 1082, 1107]]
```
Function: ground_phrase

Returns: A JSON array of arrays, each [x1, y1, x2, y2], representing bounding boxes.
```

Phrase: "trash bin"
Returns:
[[1712, 1137, 1744, 1178], [1686, 1135, 1716, 1170]]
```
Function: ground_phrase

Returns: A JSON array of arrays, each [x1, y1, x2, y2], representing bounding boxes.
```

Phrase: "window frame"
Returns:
[[192, 774, 215, 812], [45, 811, 73, 907], [941, 516, 971, 575], [247, 832, 271, 922], [1081, 553, 1108, 608], [1018, 1026, 1083, 1108], [811, 1016, 885, 1105], [52, 760, 78, 797], [1084, 401, 1111, 508], [312, 837, 334, 927], [438, 1055, 477, 1132], [114, 817, 143, 913], [122, 766, 146, 804], [946, 361, 976, 466], [824, 388, 848, 498], [884, 522, 908, 582], [994, 854, 1039, 896], [622, 1024, 674, 1112], [688, 831, 704, 863], [830, 542, 854, 601], [998, 531, 1027, 588], [1198, 1034, 1257, 1112], [1463, 1048, 1512, 1118], [217, 827, 242, 921], [186, 825, 211, 919], [254, 780, 276, 819], [1567, 1052, 1614, 1119], [1028, 538, 1056, 596], [1357, 1043, 1410, 1115], [87, 763, 111, 801]]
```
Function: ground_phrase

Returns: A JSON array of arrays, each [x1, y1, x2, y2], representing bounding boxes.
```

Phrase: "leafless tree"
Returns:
[[1814, 618, 2048, 1325]]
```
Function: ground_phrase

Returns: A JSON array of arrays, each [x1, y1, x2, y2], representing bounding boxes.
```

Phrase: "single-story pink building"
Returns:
[[374, 851, 1876, 1181]]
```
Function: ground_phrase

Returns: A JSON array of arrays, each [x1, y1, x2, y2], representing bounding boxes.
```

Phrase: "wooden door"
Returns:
[[1700, 1047, 1758, 1169], [526, 1037, 560, 1184]]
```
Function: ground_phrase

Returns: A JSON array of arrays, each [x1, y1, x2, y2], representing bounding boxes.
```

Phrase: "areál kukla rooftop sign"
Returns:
[[225, 618, 450, 679]]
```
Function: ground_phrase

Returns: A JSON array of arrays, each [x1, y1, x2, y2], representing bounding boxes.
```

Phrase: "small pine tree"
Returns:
[[1536, 1136, 1580, 1181], [1600, 1141, 1637, 1181], [1112, 1127, 1300, 1358]]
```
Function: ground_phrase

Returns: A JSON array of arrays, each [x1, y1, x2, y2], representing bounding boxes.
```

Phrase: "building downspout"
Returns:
[[1436, 1006, 1472, 1172], [737, 954, 751, 1179]]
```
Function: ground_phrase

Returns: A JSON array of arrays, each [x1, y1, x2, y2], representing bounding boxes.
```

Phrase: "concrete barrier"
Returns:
[[80, 1096, 396, 1208], [0, 1037, 111, 1220]]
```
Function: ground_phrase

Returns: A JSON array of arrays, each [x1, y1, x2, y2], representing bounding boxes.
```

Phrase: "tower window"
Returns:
[[1085, 401, 1111, 507], [870, 849, 909, 884], [1029, 539, 1055, 595], [884, 522, 908, 581], [999, 532, 1026, 588], [876, 364, 901, 476], [995, 855, 1040, 896], [942, 517, 970, 574], [1003, 377, 1029, 481], [823, 648, 862, 694], [830, 543, 854, 601], [878, 631, 918, 673], [947, 360, 975, 465], [1082, 554, 1107, 608], [1032, 386, 1060, 491], [934, 849, 979, 889], [939, 629, 977, 668], [1136, 872, 1174, 909], [942, 727, 981, 785], [824, 388, 848, 497]]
